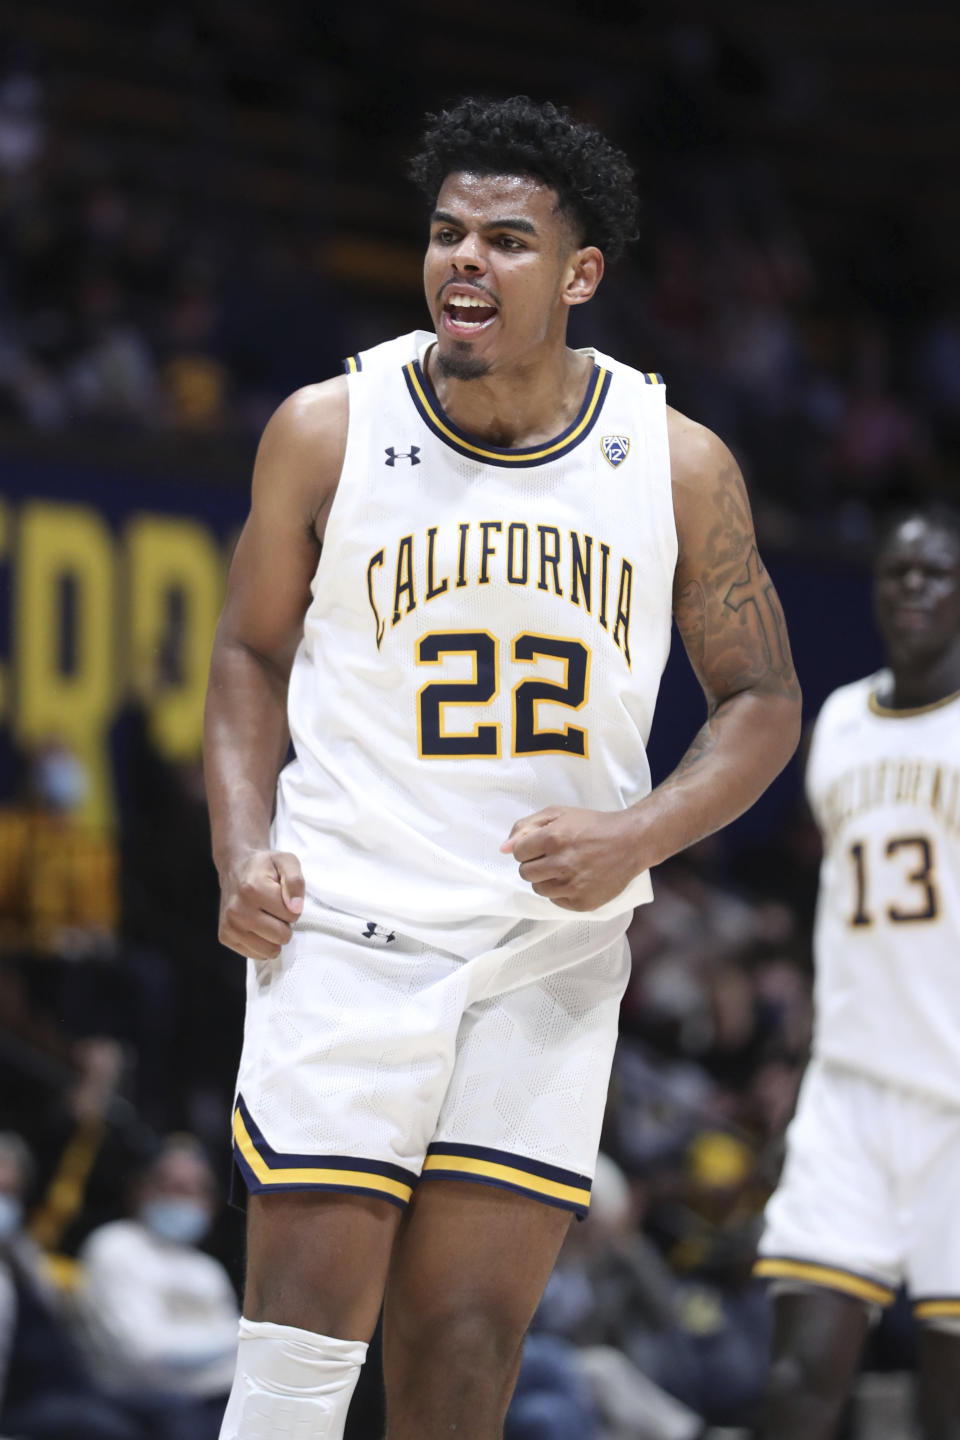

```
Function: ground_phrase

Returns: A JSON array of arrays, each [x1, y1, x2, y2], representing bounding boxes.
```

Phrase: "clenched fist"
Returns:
[[501, 806, 643, 911], [218, 849, 305, 960]]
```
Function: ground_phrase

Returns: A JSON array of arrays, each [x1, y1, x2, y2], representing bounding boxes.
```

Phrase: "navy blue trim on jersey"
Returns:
[[421, 1140, 593, 1216], [343, 354, 362, 374], [403, 359, 612, 468], [232, 1093, 417, 1208]]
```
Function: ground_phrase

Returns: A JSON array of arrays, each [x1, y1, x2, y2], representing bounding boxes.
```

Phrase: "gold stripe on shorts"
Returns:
[[422, 1147, 591, 1213], [915, 1299, 960, 1321], [233, 1106, 414, 1204], [753, 1257, 895, 1306]]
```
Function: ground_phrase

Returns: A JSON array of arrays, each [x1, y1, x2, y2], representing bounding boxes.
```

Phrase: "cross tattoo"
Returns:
[[723, 548, 788, 672]]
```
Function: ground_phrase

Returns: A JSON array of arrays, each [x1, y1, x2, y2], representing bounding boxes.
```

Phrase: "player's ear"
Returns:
[[562, 247, 604, 308]]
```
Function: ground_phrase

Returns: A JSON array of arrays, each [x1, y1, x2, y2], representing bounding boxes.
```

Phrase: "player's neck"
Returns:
[[884, 648, 960, 710], [424, 342, 594, 450]]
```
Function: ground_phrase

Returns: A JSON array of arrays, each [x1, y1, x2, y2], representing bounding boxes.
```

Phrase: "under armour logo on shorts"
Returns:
[[361, 921, 397, 943], [384, 446, 420, 466]]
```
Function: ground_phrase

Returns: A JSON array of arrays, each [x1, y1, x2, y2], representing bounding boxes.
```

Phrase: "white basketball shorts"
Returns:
[[756, 1057, 960, 1326], [231, 897, 631, 1218]]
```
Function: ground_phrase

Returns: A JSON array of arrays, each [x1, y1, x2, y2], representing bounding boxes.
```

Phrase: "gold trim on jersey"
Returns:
[[915, 1299, 960, 1321], [868, 687, 960, 719], [753, 1258, 895, 1306], [421, 1150, 592, 1213], [233, 1107, 415, 1204], [403, 361, 612, 467]]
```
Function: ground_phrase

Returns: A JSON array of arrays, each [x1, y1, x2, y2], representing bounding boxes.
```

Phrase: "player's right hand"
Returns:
[[217, 850, 305, 960]]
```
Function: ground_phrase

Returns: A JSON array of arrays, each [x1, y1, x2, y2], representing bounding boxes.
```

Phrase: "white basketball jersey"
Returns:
[[274, 332, 677, 956], [807, 673, 960, 1106]]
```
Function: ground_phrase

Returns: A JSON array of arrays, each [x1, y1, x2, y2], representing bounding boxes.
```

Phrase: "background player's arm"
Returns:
[[506, 412, 801, 909], [204, 379, 347, 958]]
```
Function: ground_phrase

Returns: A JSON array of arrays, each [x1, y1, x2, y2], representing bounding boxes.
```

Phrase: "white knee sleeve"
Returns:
[[219, 1317, 368, 1440]]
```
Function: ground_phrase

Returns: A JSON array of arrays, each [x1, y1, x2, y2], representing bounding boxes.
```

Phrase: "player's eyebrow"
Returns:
[[431, 209, 539, 236]]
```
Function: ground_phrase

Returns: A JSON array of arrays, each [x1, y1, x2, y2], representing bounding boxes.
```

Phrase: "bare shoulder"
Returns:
[[261, 375, 349, 453], [667, 404, 744, 508], [666, 404, 722, 469], [252, 375, 349, 535], [666, 406, 755, 567]]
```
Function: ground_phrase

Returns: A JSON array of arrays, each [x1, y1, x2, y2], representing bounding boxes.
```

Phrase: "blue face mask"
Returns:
[[140, 1199, 210, 1246], [34, 751, 88, 812], [0, 1195, 23, 1240]]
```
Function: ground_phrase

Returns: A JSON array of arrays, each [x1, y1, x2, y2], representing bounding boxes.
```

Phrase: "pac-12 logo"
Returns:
[[601, 435, 630, 467], [385, 445, 420, 466]]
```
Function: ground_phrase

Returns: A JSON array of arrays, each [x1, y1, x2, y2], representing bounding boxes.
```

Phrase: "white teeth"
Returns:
[[448, 295, 492, 308]]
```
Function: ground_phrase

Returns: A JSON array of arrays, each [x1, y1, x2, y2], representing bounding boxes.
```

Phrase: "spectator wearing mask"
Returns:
[[74, 1135, 238, 1440], [0, 1131, 142, 1440]]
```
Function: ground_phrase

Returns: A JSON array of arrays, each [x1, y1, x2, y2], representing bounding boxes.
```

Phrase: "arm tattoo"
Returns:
[[674, 580, 706, 669], [672, 723, 716, 780], [678, 461, 800, 703], [722, 546, 790, 676]]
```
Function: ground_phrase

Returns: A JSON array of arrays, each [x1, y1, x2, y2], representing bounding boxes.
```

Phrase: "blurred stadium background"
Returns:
[[0, 1, 957, 1435]]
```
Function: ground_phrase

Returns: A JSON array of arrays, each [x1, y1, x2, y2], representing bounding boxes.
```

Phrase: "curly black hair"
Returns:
[[408, 96, 639, 262]]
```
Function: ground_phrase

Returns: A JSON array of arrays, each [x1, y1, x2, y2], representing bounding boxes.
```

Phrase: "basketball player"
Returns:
[[204, 96, 801, 1440], [755, 507, 960, 1439]]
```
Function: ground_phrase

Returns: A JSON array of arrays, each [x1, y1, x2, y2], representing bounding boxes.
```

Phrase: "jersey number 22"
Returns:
[[416, 630, 590, 759]]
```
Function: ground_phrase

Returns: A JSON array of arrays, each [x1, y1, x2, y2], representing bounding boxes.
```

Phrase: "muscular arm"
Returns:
[[506, 410, 801, 909], [203, 378, 347, 956], [633, 409, 802, 865]]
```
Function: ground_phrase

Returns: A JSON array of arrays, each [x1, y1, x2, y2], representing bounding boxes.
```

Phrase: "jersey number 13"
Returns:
[[847, 834, 939, 927]]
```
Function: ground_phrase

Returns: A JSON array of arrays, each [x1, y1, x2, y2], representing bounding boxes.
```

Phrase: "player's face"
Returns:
[[874, 518, 960, 668], [423, 171, 597, 379]]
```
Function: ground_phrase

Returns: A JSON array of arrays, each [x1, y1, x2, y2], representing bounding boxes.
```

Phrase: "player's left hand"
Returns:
[[501, 806, 640, 911]]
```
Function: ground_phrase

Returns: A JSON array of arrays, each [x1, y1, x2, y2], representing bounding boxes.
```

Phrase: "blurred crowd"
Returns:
[[0, 4, 957, 552], [0, 710, 246, 1438], [0, 64, 344, 440]]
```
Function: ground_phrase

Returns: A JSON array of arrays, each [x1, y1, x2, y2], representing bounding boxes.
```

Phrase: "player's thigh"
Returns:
[[906, 1095, 960, 1332], [762, 1288, 871, 1440], [771, 1286, 872, 1380], [918, 1327, 960, 1440], [756, 1061, 901, 1303], [245, 1188, 404, 1340], [382, 1180, 572, 1374]]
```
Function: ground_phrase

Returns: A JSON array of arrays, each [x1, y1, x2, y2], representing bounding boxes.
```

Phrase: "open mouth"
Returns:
[[441, 293, 498, 335], [890, 606, 931, 629]]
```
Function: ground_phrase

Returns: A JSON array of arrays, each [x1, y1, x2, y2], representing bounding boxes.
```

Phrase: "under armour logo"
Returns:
[[385, 446, 420, 466], [361, 921, 397, 943]]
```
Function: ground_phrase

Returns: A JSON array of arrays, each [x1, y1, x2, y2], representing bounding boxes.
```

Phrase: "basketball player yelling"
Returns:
[[205, 96, 802, 1440]]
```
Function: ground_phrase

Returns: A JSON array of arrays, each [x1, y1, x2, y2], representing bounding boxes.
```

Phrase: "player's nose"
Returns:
[[449, 232, 486, 273], [900, 562, 927, 593]]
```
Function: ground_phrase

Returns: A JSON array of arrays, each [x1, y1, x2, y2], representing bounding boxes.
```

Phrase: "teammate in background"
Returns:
[[756, 507, 960, 1440], [204, 96, 801, 1440]]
